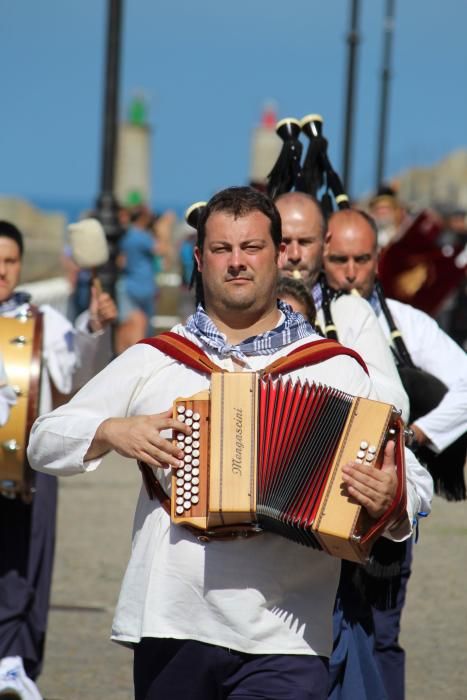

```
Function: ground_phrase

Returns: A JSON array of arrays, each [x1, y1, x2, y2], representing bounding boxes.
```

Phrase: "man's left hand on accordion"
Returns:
[[341, 439, 398, 519]]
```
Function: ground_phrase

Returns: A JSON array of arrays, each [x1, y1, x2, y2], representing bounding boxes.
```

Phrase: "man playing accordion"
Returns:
[[28, 187, 432, 700]]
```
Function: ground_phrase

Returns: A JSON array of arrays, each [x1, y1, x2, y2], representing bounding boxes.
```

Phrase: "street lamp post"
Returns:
[[341, 0, 361, 196], [375, 0, 396, 190], [95, 0, 124, 296]]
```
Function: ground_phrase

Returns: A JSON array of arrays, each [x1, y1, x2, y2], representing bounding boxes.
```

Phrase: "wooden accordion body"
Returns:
[[0, 310, 43, 501], [171, 372, 406, 563]]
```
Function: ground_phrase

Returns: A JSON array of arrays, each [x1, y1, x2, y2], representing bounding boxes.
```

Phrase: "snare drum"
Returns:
[[0, 308, 43, 501]]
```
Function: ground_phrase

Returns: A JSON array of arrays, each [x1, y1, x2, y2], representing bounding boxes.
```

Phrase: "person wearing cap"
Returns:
[[0, 220, 117, 700]]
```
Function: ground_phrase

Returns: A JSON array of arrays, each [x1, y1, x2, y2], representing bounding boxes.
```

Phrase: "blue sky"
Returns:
[[1, 1, 466, 216]]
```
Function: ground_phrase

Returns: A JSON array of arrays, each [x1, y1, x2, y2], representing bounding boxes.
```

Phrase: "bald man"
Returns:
[[324, 207, 467, 700], [324, 208, 467, 453], [275, 192, 409, 420]]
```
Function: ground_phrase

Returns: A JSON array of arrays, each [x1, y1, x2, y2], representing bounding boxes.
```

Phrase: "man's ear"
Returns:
[[194, 246, 202, 272], [277, 242, 287, 269]]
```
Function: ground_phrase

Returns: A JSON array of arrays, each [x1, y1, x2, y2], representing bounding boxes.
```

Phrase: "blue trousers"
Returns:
[[133, 638, 329, 700], [0, 472, 57, 680], [372, 539, 413, 700]]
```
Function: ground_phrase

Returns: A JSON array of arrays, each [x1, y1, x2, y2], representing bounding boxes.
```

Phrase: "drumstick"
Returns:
[[67, 218, 109, 299]]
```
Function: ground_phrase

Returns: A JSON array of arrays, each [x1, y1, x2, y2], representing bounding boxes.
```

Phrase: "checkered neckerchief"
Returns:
[[185, 300, 317, 362], [0, 292, 31, 314]]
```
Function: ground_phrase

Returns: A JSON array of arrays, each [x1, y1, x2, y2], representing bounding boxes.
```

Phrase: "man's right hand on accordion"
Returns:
[[341, 439, 398, 519]]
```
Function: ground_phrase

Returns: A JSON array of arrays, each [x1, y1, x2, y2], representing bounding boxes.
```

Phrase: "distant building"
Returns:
[[397, 149, 467, 212], [115, 95, 152, 207]]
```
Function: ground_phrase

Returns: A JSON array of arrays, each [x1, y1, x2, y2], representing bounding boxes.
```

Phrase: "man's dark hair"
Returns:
[[192, 186, 282, 306], [0, 220, 24, 256]]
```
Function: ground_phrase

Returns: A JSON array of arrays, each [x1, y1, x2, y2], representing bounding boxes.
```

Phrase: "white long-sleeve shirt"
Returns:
[[377, 298, 467, 453], [28, 326, 432, 658], [316, 294, 410, 422]]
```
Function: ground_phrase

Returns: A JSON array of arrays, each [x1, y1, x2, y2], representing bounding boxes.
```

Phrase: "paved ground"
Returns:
[[37, 453, 467, 700]]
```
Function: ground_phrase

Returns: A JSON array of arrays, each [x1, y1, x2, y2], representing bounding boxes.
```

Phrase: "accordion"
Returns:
[[159, 372, 407, 563]]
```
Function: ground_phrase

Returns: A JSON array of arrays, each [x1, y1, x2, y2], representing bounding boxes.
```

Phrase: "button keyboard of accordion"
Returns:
[[355, 440, 379, 466], [172, 399, 208, 521]]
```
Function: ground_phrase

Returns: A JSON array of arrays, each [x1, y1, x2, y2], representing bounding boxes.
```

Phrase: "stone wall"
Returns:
[[0, 196, 66, 282]]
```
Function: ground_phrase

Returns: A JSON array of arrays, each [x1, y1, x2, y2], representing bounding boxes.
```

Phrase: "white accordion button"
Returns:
[[177, 441, 184, 449], [360, 441, 368, 450], [192, 440, 200, 448], [192, 449, 200, 458], [191, 495, 199, 504], [192, 476, 200, 486], [192, 485, 200, 494], [185, 409, 193, 417], [184, 454, 192, 464], [177, 406, 185, 414], [177, 414, 185, 422], [176, 496, 184, 505], [192, 467, 200, 476], [192, 431, 200, 439], [357, 450, 365, 459], [184, 490, 192, 500], [365, 454, 375, 462], [192, 412, 200, 420], [176, 433, 185, 441], [185, 436, 193, 445], [176, 505, 184, 515], [184, 464, 192, 473], [192, 421, 200, 430], [183, 500, 191, 510], [368, 446, 377, 454], [355, 458, 363, 464], [176, 469, 185, 478], [176, 487, 184, 496], [185, 418, 193, 426], [192, 461, 200, 469], [176, 478, 184, 487], [184, 473, 192, 483], [184, 445, 193, 454]]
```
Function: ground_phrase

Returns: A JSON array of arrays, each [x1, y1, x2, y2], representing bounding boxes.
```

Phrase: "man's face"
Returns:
[[0, 237, 22, 303], [276, 197, 324, 287], [194, 210, 285, 318], [323, 216, 378, 299]]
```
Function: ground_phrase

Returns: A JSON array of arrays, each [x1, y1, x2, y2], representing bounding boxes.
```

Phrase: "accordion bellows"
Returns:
[[171, 373, 405, 563]]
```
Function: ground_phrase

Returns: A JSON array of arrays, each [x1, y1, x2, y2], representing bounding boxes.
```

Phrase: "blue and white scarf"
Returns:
[[0, 291, 31, 314], [185, 300, 317, 361]]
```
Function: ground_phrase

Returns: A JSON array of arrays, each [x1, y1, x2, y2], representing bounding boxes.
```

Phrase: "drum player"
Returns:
[[28, 187, 432, 700], [0, 220, 117, 700]]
